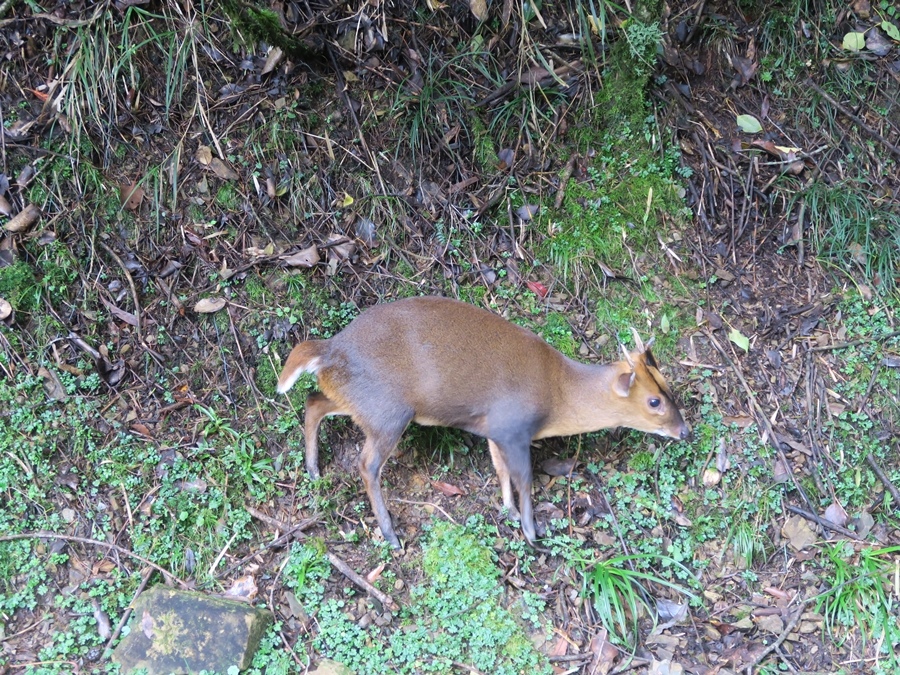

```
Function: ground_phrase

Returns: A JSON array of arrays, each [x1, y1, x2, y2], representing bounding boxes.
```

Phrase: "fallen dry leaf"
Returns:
[[194, 297, 227, 313], [0, 194, 11, 216], [120, 181, 145, 211], [38, 366, 67, 401], [101, 297, 139, 327], [824, 500, 848, 528], [196, 144, 213, 166], [281, 245, 320, 268], [261, 46, 284, 75], [366, 563, 386, 584], [782, 514, 817, 551], [0, 298, 11, 320], [540, 456, 577, 477], [526, 280, 549, 298], [4, 203, 40, 233], [469, 0, 487, 20], [209, 157, 239, 181], [431, 480, 466, 497], [702, 467, 721, 486], [325, 234, 356, 276], [224, 575, 258, 601], [92, 598, 112, 640]]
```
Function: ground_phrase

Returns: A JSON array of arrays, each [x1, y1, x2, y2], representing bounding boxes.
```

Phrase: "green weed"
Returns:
[[309, 518, 551, 675], [818, 541, 900, 671]]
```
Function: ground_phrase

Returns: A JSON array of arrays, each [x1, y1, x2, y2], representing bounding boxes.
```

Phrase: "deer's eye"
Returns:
[[649, 398, 661, 408]]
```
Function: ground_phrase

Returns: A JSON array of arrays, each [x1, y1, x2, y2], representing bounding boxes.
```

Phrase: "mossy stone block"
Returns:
[[111, 585, 273, 674]]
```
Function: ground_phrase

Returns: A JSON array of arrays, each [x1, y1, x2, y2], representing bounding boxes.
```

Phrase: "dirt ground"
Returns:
[[2, 0, 900, 673]]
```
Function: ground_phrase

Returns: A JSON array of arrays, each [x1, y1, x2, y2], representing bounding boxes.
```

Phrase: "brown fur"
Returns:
[[277, 296, 690, 548]]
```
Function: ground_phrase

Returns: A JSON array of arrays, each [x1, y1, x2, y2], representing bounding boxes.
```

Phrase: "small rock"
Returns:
[[111, 585, 272, 674], [309, 659, 354, 675], [755, 614, 784, 634]]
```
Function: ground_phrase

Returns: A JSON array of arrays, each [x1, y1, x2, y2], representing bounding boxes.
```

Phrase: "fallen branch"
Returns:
[[216, 509, 319, 579], [245, 507, 399, 611], [326, 551, 399, 612]]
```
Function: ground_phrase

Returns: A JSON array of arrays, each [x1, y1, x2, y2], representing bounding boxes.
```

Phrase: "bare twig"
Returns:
[[96, 240, 165, 366], [810, 329, 900, 352], [216, 510, 319, 579], [392, 498, 459, 525], [866, 453, 900, 509], [243, 507, 398, 610], [745, 602, 809, 671], [706, 331, 816, 514], [0, 532, 188, 587], [784, 505, 861, 540], [101, 567, 153, 659], [326, 552, 399, 612], [805, 78, 900, 160]]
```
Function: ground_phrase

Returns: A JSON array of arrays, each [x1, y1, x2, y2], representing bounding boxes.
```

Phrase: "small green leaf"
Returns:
[[842, 31, 866, 51], [660, 313, 670, 334], [729, 328, 750, 352], [736, 114, 763, 134], [881, 21, 900, 42]]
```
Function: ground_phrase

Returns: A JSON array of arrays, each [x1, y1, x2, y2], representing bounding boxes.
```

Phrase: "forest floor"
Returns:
[[1, 1, 900, 673]]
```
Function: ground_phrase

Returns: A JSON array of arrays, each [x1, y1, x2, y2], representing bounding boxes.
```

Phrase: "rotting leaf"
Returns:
[[729, 327, 750, 352], [773, 457, 791, 483], [865, 27, 893, 56], [497, 148, 515, 170], [782, 515, 817, 551], [736, 114, 763, 134], [731, 54, 758, 86], [281, 245, 320, 268], [194, 297, 227, 313], [882, 20, 900, 42], [0, 194, 11, 217], [842, 31, 866, 51], [4, 203, 40, 233]]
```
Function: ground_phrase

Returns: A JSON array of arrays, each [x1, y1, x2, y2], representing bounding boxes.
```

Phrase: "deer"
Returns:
[[277, 296, 691, 548]]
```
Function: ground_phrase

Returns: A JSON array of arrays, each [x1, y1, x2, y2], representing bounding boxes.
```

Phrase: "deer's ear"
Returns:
[[613, 370, 636, 398]]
